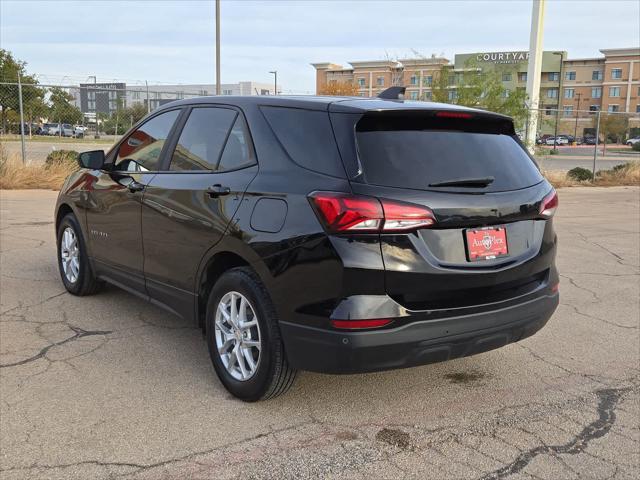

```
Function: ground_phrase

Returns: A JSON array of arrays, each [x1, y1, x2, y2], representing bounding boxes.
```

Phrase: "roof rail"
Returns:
[[377, 86, 405, 100]]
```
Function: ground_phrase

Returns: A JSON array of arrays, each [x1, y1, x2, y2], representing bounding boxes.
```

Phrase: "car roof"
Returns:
[[156, 95, 512, 120]]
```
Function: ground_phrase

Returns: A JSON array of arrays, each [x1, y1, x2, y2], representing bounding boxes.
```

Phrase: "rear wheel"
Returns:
[[206, 267, 296, 401], [57, 213, 103, 296]]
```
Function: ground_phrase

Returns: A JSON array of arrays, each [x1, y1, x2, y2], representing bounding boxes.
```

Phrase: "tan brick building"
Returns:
[[313, 47, 639, 136]]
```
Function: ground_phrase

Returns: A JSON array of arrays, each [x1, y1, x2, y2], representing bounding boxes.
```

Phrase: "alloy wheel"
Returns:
[[214, 291, 262, 381], [60, 227, 80, 284]]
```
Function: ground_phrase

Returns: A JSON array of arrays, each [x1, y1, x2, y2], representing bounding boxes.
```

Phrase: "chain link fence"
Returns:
[[524, 107, 640, 177], [0, 82, 203, 164]]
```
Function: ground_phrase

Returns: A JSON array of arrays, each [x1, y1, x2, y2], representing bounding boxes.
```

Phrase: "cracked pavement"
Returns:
[[1, 187, 639, 480]]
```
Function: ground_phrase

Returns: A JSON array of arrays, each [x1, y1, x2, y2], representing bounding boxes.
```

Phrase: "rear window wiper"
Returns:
[[429, 176, 495, 188]]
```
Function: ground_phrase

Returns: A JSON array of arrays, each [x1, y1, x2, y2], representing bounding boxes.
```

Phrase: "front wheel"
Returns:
[[57, 213, 103, 296], [206, 267, 296, 401]]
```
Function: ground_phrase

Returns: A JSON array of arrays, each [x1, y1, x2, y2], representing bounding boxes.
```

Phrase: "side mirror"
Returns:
[[78, 150, 105, 170]]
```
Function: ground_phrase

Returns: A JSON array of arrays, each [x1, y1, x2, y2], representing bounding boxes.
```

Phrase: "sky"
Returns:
[[1, 0, 639, 93]]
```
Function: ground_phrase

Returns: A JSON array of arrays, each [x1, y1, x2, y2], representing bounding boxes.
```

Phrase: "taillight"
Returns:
[[308, 192, 435, 233], [435, 111, 473, 119], [539, 189, 559, 218], [331, 318, 393, 329]]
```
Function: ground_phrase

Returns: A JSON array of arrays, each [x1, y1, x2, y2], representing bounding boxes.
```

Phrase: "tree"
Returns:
[[318, 81, 359, 96], [597, 113, 629, 154], [0, 49, 45, 132], [48, 87, 83, 124], [427, 59, 528, 130]]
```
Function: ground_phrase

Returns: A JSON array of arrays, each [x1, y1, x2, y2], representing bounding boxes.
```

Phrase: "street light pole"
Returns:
[[269, 71, 277, 95], [552, 51, 564, 151], [573, 92, 582, 141], [215, 0, 221, 95]]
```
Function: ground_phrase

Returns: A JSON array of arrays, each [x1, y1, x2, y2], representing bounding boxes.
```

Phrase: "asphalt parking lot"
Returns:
[[0, 187, 638, 480]]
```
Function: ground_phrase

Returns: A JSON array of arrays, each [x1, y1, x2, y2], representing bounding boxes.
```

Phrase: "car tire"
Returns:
[[56, 213, 103, 296], [206, 266, 297, 401]]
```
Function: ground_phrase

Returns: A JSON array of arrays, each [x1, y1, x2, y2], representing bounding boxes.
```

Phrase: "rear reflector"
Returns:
[[435, 111, 473, 119], [331, 319, 393, 329], [551, 282, 560, 293], [309, 192, 435, 233], [539, 189, 559, 218]]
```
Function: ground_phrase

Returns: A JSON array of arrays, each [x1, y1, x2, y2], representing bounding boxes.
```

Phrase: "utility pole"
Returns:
[[269, 70, 277, 95], [216, 0, 221, 95], [592, 109, 601, 181], [552, 51, 564, 151], [145, 80, 150, 113], [524, 0, 546, 153], [17, 73, 26, 164], [573, 92, 582, 141]]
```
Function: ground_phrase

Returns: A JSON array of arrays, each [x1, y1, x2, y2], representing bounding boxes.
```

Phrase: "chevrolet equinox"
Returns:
[[55, 89, 559, 401]]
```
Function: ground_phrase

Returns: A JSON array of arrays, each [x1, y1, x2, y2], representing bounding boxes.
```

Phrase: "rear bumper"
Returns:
[[280, 292, 558, 374]]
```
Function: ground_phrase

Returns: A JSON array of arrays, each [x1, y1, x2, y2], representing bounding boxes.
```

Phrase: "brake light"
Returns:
[[436, 111, 473, 119], [308, 192, 435, 233], [539, 189, 559, 218], [331, 318, 393, 329]]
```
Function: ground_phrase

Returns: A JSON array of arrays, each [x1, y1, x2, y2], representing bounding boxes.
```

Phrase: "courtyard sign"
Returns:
[[476, 52, 530, 64]]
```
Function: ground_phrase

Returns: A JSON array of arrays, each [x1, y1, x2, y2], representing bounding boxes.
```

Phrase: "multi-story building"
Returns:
[[71, 81, 279, 117], [313, 47, 639, 136]]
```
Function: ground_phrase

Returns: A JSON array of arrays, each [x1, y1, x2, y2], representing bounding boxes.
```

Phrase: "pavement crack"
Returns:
[[0, 325, 112, 368], [477, 387, 631, 480]]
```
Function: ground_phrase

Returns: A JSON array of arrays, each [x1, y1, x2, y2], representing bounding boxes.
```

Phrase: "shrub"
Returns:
[[632, 142, 640, 152], [548, 149, 559, 155], [45, 149, 78, 169], [567, 167, 593, 181]]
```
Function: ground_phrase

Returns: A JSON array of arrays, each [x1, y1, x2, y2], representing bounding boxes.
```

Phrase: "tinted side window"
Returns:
[[218, 115, 254, 171], [116, 109, 180, 171], [170, 107, 237, 171], [260, 106, 345, 177]]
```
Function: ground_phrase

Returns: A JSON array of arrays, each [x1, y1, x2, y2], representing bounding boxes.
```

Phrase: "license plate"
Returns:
[[465, 226, 508, 261]]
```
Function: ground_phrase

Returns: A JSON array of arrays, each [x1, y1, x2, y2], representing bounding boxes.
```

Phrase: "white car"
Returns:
[[545, 136, 569, 146], [626, 137, 640, 146]]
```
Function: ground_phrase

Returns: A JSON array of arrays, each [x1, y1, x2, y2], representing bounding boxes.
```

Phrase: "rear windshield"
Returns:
[[355, 114, 543, 192]]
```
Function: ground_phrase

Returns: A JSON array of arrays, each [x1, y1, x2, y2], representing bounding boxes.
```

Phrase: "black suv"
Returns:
[[55, 91, 559, 401]]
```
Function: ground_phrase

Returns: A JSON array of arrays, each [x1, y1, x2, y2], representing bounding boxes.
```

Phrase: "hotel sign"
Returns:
[[476, 51, 529, 64]]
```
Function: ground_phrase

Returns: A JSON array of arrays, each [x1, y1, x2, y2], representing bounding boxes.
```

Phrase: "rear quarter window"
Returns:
[[260, 106, 345, 178]]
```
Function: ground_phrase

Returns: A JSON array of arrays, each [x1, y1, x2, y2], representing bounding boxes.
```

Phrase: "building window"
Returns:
[[424, 75, 432, 86], [589, 105, 599, 113], [546, 88, 558, 99], [545, 107, 553, 116], [592, 70, 603, 80], [502, 73, 512, 82], [501, 89, 510, 98], [563, 106, 574, 116], [564, 88, 575, 99], [611, 68, 622, 79], [565, 71, 576, 81], [88, 100, 95, 111], [410, 75, 418, 85], [608, 105, 619, 113], [357, 78, 365, 87], [132, 91, 140, 100], [448, 90, 457, 101], [448, 75, 455, 86], [358, 92, 366, 97], [410, 91, 419, 100], [609, 86, 620, 97], [377, 76, 384, 86], [423, 91, 432, 100], [88, 91, 95, 100], [548, 72, 559, 81], [636, 105, 640, 113], [222, 89, 233, 95], [592, 87, 602, 98], [518, 72, 527, 82], [199, 90, 208, 96]]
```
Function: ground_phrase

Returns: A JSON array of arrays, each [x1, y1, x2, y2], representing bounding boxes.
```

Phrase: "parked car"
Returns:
[[44, 123, 59, 135], [48, 123, 74, 137], [545, 136, 569, 146], [55, 91, 559, 401], [73, 125, 85, 138], [583, 136, 597, 145], [626, 137, 640, 146]]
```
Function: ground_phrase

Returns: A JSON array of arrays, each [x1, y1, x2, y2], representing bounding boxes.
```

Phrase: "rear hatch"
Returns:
[[332, 108, 556, 312]]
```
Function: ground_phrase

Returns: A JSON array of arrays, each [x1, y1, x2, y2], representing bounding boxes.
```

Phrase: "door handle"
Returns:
[[206, 184, 231, 198]]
